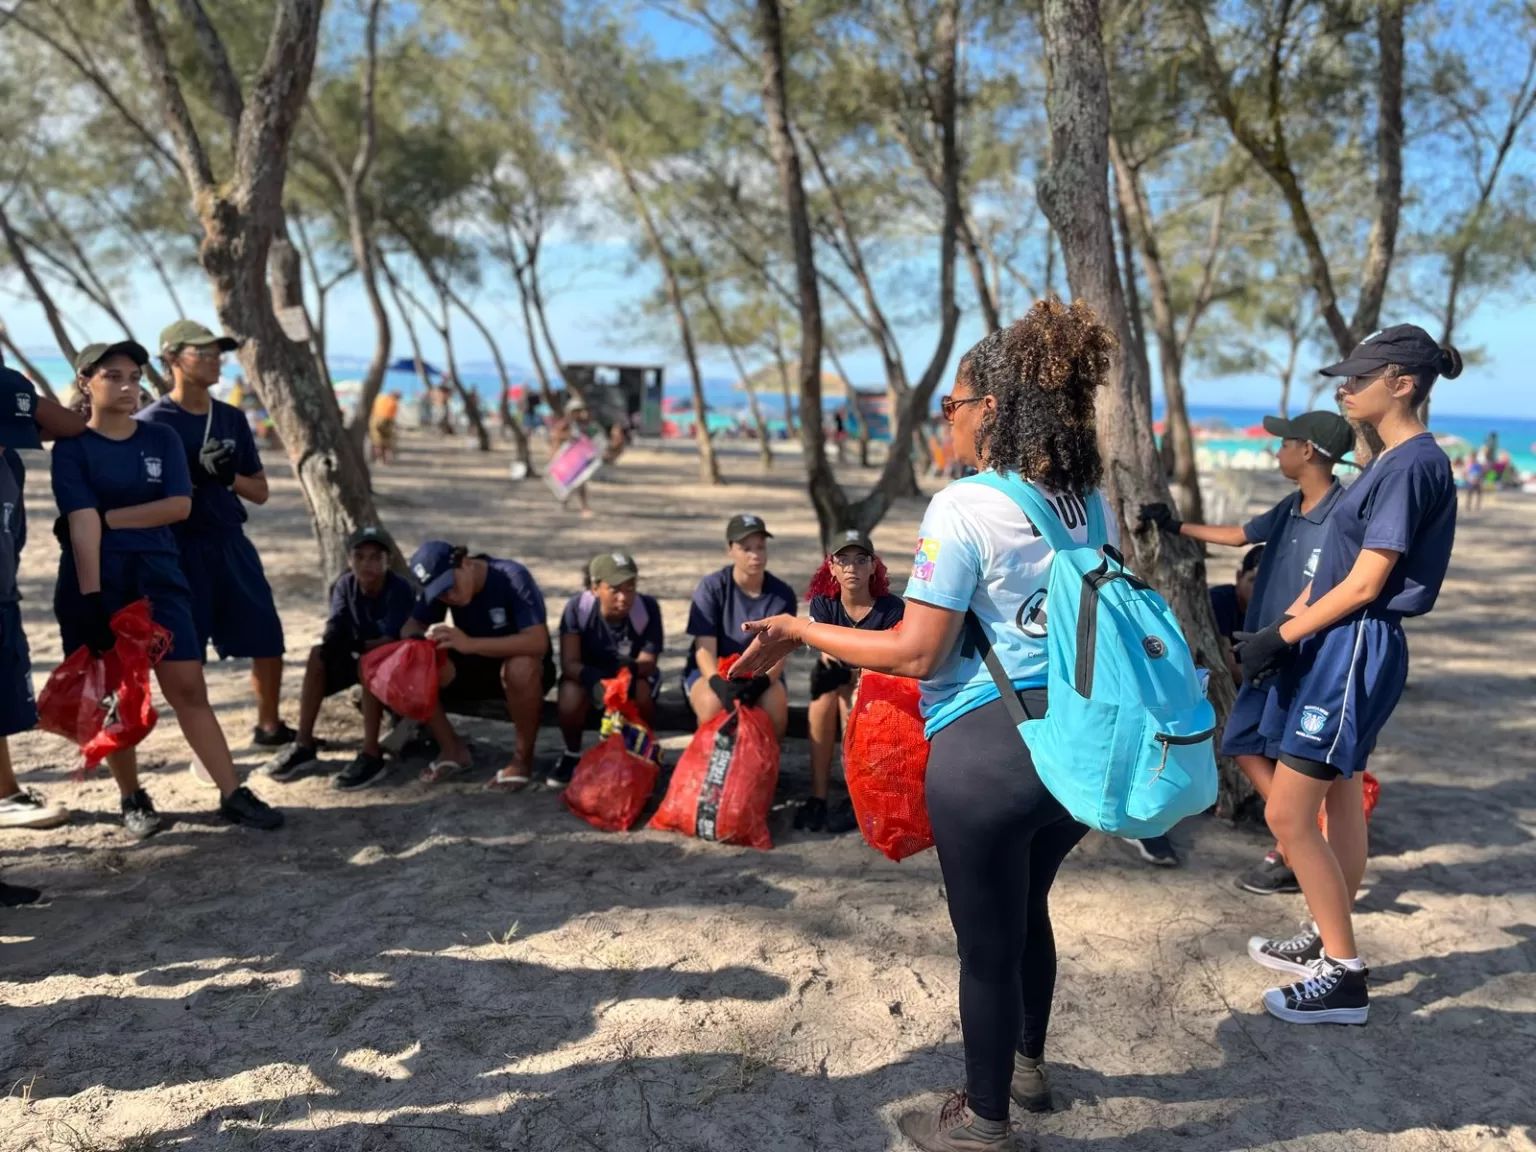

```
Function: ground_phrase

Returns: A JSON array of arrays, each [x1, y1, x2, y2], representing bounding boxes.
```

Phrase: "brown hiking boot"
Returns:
[[896, 1092, 1014, 1150], [1010, 1052, 1052, 1113]]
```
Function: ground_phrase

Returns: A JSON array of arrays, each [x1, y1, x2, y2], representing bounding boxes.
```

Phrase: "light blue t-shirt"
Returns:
[[906, 472, 1117, 737]]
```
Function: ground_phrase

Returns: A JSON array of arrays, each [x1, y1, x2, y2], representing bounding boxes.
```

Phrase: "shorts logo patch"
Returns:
[[912, 537, 940, 581], [145, 456, 163, 481], [490, 606, 508, 629], [1298, 705, 1330, 739]]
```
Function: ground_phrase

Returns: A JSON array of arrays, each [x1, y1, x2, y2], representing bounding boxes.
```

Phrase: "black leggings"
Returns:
[[926, 694, 1088, 1122]]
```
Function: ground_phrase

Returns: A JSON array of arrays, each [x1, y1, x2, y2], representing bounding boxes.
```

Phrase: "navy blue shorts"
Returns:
[[57, 550, 203, 663], [0, 601, 38, 738], [179, 531, 285, 660], [1218, 680, 1283, 759], [1259, 615, 1408, 779]]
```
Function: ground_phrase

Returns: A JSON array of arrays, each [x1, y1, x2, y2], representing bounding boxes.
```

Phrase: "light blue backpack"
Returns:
[[967, 472, 1218, 838]]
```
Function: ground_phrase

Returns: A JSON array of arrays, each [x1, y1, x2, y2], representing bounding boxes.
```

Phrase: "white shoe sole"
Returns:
[[0, 809, 70, 830], [1262, 989, 1368, 1025], [1247, 936, 1319, 978]]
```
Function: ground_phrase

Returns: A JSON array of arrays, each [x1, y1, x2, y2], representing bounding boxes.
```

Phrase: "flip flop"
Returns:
[[421, 758, 466, 784], [485, 764, 534, 792]]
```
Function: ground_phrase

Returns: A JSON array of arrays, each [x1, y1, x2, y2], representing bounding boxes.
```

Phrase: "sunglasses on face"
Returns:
[[940, 394, 983, 421], [830, 552, 873, 569], [1338, 371, 1386, 395]]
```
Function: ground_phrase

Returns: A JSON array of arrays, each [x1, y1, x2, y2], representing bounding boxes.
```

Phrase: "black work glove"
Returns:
[[711, 672, 771, 709], [80, 592, 116, 658], [708, 675, 740, 708], [199, 440, 239, 487], [1234, 625, 1293, 688], [1138, 502, 1182, 535]]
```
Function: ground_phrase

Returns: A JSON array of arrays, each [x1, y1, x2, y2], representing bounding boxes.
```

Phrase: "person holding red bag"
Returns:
[[262, 526, 415, 790], [51, 342, 282, 838]]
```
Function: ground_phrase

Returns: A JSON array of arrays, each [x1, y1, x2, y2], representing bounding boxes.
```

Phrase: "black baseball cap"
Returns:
[[829, 527, 874, 556], [1261, 411, 1354, 462], [74, 340, 150, 374], [0, 367, 42, 451], [1319, 325, 1445, 378], [346, 525, 394, 553], [726, 513, 773, 544]]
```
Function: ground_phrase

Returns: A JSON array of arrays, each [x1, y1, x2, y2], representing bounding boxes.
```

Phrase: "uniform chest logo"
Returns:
[[145, 456, 163, 480], [2, 502, 12, 533], [1298, 706, 1330, 737], [490, 606, 508, 629], [413, 562, 430, 582], [1304, 547, 1321, 579], [14, 391, 32, 415]]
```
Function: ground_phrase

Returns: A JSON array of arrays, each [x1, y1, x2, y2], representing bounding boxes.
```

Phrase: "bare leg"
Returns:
[[295, 647, 328, 747], [501, 655, 545, 769], [1322, 774, 1369, 900], [1266, 765, 1356, 960], [251, 656, 284, 733], [633, 676, 655, 727], [1236, 753, 1283, 857], [425, 662, 471, 764], [688, 676, 725, 727], [761, 678, 789, 740], [0, 741, 17, 797], [156, 661, 240, 800], [557, 676, 589, 753], [105, 749, 141, 798], [359, 684, 385, 757]]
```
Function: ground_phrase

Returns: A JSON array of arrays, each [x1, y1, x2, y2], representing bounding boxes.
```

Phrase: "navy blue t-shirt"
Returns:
[[136, 396, 262, 535], [0, 450, 20, 604], [684, 566, 797, 673], [559, 590, 664, 678], [411, 555, 548, 638], [51, 424, 192, 557], [808, 592, 906, 631], [324, 570, 416, 652], [1241, 482, 1344, 631], [1308, 434, 1456, 617], [1209, 584, 1241, 642]]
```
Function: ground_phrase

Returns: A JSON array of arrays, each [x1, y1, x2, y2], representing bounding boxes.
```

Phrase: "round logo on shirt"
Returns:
[[145, 457, 163, 481]]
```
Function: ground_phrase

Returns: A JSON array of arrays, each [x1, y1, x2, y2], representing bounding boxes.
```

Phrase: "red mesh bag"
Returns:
[[843, 670, 934, 861], [37, 599, 171, 771], [564, 734, 660, 832], [1318, 770, 1381, 832], [649, 681, 780, 850], [360, 639, 448, 722]]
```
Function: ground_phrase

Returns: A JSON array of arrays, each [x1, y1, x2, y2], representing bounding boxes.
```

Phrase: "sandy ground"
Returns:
[[1, 430, 1533, 1152]]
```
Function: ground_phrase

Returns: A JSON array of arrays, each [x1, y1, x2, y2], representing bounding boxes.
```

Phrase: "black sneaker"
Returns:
[[795, 796, 828, 832], [1262, 959, 1369, 1025], [219, 786, 285, 830], [546, 750, 582, 790], [1248, 922, 1324, 978], [1, 879, 42, 908], [251, 721, 297, 749], [120, 789, 164, 841], [262, 743, 321, 782], [1237, 851, 1301, 895], [334, 753, 388, 792], [1135, 836, 1181, 867]]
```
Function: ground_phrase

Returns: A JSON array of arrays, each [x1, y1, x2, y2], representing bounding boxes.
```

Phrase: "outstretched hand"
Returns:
[[732, 614, 805, 679]]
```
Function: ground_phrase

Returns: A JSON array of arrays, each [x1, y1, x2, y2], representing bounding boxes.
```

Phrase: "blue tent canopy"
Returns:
[[388, 357, 441, 378]]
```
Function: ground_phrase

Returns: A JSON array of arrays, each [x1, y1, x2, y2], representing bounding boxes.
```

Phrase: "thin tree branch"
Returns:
[[127, 0, 216, 198]]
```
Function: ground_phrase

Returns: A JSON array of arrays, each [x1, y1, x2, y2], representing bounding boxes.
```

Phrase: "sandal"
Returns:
[[485, 763, 534, 792], [421, 758, 467, 784]]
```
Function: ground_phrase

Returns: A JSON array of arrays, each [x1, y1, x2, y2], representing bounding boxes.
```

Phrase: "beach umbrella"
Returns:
[[1241, 423, 1271, 438], [388, 357, 441, 378]]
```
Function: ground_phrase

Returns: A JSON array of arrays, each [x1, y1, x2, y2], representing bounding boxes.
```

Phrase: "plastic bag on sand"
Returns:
[[1319, 770, 1381, 832], [36, 599, 171, 772], [360, 639, 447, 723], [564, 734, 660, 832], [843, 670, 934, 861], [650, 701, 780, 850]]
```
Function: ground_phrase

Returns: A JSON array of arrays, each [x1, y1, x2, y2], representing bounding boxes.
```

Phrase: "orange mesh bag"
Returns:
[[37, 599, 171, 771], [360, 639, 448, 722], [650, 655, 779, 849], [1318, 770, 1381, 832], [843, 670, 934, 861]]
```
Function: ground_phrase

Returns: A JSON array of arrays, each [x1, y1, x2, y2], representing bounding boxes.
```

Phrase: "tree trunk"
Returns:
[[0, 205, 78, 366], [0, 320, 58, 400], [509, 262, 555, 408], [695, 277, 772, 472], [449, 287, 535, 472], [1037, 0, 1244, 816], [345, 188, 392, 450], [433, 290, 490, 452], [379, 254, 434, 406], [959, 211, 1002, 333]]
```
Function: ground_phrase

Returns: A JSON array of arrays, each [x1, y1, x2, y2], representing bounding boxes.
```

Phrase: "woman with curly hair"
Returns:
[[735, 298, 1116, 1150], [799, 529, 904, 833]]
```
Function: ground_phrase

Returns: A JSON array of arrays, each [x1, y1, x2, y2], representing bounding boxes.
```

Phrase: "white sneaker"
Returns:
[[0, 789, 70, 830]]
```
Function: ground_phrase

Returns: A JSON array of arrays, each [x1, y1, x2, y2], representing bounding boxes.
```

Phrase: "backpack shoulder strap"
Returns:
[[578, 589, 598, 630], [966, 610, 1033, 739], [629, 596, 650, 635], [965, 471, 1074, 553]]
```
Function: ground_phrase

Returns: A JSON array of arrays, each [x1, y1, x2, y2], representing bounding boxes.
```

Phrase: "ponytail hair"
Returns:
[[1390, 343, 1463, 409]]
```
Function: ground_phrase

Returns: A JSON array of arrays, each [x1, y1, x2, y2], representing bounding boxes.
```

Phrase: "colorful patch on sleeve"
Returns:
[[912, 537, 941, 582]]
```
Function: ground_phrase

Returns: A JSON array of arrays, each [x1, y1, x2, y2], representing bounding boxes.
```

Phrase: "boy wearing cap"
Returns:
[[262, 527, 415, 790], [550, 551, 665, 786], [137, 320, 293, 748], [402, 541, 554, 788], [1141, 408, 1352, 892], [684, 514, 796, 738], [0, 354, 86, 840]]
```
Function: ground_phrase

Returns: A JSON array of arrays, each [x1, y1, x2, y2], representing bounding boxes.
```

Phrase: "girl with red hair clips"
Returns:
[[800, 529, 904, 832]]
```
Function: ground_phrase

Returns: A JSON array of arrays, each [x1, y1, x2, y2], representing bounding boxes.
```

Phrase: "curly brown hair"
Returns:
[[961, 297, 1112, 498]]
